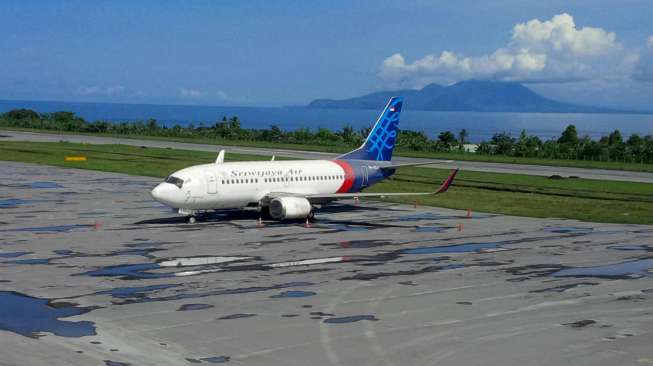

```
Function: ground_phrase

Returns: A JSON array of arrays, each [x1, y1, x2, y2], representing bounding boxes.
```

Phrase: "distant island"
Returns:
[[308, 80, 627, 114]]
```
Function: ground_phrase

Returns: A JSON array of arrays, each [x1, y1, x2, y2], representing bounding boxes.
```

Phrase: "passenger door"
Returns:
[[206, 171, 218, 194]]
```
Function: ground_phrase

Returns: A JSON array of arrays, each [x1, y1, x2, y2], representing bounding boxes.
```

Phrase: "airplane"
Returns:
[[151, 97, 459, 223]]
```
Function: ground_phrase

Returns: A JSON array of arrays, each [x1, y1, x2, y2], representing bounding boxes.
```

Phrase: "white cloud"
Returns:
[[179, 88, 206, 98], [106, 85, 125, 96], [379, 13, 629, 87], [77, 85, 125, 96], [76, 86, 101, 95], [512, 13, 617, 56]]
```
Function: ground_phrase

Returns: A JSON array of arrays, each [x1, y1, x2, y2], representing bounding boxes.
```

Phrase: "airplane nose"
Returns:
[[151, 184, 164, 201], [151, 183, 177, 206]]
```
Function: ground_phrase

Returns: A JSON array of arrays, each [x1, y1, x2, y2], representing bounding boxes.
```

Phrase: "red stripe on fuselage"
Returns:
[[333, 160, 355, 193]]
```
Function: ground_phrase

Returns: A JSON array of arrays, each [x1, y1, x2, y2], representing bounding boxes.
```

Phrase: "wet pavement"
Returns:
[[1, 161, 652, 366]]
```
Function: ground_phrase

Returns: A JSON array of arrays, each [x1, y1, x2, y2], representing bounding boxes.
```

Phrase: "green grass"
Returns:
[[0, 140, 284, 177], [369, 167, 653, 224], [1, 140, 652, 224], [3, 126, 652, 172]]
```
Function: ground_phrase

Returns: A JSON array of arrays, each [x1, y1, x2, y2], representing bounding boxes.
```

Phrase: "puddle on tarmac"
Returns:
[[79, 263, 169, 279], [117, 282, 314, 305], [97, 284, 180, 299], [2, 224, 94, 233], [530, 282, 598, 293], [342, 264, 464, 281], [0, 291, 97, 338], [0, 199, 32, 208], [401, 242, 502, 254], [200, 356, 230, 363], [329, 240, 393, 249], [178, 304, 214, 311], [125, 239, 182, 248], [104, 361, 131, 366], [397, 212, 441, 221], [563, 319, 597, 328], [0, 251, 32, 258], [323, 315, 378, 324], [270, 290, 316, 298], [4, 258, 53, 265], [158, 256, 254, 267], [26, 181, 63, 189], [218, 313, 256, 320], [608, 244, 653, 252], [552, 258, 653, 279], [321, 223, 370, 232], [414, 226, 450, 233], [544, 226, 593, 234]]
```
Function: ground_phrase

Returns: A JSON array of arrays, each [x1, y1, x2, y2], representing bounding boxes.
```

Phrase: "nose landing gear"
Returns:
[[179, 209, 199, 224]]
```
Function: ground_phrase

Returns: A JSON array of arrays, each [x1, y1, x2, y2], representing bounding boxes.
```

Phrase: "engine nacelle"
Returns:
[[269, 197, 312, 220]]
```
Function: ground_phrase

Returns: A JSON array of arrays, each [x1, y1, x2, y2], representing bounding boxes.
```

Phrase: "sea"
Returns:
[[1, 99, 651, 143]]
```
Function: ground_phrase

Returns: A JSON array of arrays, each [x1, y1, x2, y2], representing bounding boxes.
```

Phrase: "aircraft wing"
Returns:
[[379, 160, 453, 171], [305, 168, 459, 201], [262, 169, 458, 203]]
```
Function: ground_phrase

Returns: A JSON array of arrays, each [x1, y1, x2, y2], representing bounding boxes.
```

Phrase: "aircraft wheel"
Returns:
[[187, 215, 197, 224]]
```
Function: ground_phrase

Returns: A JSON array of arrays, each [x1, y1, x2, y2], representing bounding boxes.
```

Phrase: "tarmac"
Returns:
[[3, 129, 653, 183], [1, 160, 652, 366]]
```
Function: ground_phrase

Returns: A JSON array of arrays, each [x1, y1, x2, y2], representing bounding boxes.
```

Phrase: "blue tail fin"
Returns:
[[338, 97, 403, 161]]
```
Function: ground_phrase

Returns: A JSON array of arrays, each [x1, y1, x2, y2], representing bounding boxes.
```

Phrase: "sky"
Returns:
[[1, 0, 652, 108]]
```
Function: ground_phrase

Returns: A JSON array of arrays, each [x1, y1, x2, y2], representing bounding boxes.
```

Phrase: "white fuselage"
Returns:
[[151, 160, 350, 210]]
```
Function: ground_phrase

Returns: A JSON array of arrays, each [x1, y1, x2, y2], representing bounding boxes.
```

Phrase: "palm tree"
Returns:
[[458, 129, 469, 151]]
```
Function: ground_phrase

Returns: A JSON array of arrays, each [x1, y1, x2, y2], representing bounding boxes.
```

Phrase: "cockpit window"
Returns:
[[165, 176, 184, 188]]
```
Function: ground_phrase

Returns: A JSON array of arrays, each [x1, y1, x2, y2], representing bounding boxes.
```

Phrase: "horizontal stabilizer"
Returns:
[[379, 160, 454, 171]]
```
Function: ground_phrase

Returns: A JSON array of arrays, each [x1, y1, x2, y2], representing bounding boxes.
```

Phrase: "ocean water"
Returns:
[[1, 99, 651, 142]]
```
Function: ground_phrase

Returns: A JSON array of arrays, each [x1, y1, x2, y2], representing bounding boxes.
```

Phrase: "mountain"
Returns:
[[308, 80, 618, 113]]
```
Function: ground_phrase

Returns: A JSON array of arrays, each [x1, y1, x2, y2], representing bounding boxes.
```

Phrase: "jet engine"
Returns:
[[269, 197, 312, 220]]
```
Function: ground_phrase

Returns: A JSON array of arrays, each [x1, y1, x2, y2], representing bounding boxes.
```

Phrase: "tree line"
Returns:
[[1, 108, 652, 164]]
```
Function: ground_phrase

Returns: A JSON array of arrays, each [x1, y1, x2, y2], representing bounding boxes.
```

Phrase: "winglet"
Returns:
[[271, 155, 275, 161], [436, 169, 458, 194], [216, 149, 225, 164]]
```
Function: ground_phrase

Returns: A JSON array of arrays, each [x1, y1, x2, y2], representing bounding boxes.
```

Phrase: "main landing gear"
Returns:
[[187, 215, 197, 224]]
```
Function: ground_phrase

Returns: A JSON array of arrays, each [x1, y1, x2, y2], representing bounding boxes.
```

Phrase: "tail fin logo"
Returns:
[[367, 103, 400, 161], [337, 97, 403, 162]]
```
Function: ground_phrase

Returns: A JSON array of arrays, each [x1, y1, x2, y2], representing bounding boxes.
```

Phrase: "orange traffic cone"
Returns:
[[466, 208, 472, 218], [304, 217, 311, 228], [256, 217, 263, 228], [457, 223, 464, 232]]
